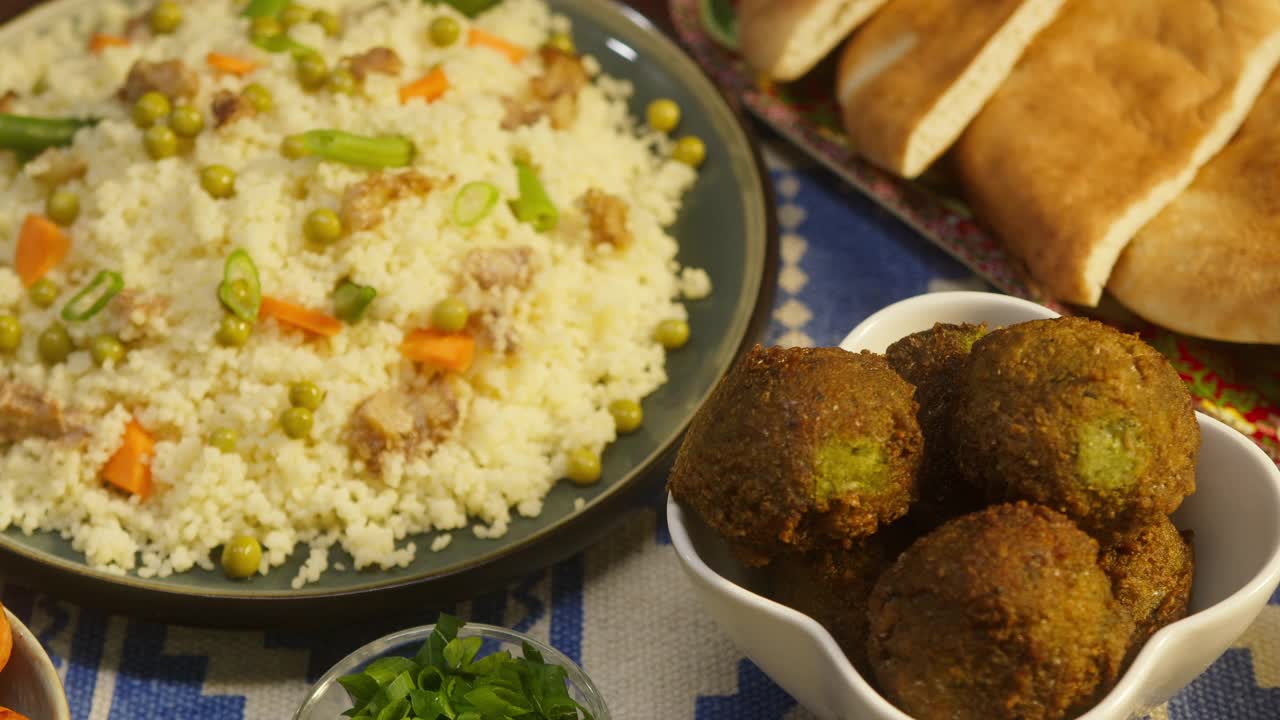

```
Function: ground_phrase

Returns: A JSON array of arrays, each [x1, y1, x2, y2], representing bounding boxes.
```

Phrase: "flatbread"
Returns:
[[953, 0, 1280, 306], [837, 0, 1065, 179], [1108, 72, 1280, 344], [739, 0, 889, 82]]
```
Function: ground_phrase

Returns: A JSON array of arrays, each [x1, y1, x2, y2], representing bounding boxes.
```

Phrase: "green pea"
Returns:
[[216, 314, 252, 347], [168, 105, 205, 138], [200, 165, 237, 199], [655, 318, 690, 350], [220, 535, 262, 579], [46, 190, 80, 226], [279, 3, 311, 28], [312, 10, 341, 37], [545, 32, 575, 54], [281, 134, 310, 159], [37, 323, 72, 365], [209, 427, 239, 453], [672, 135, 706, 168], [326, 67, 356, 95], [89, 334, 125, 366], [132, 91, 171, 128], [280, 406, 313, 439], [0, 315, 21, 352], [430, 297, 469, 333], [144, 124, 179, 160], [149, 0, 183, 34], [295, 52, 329, 90], [647, 99, 681, 133], [29, 278, 58, 308], [429, 16, 461, 47], [566, 447, 601, 486], [304, 208, 343, 244], [250, 15, 282, 42], [609, 399, 643, 434], [242, 83, 273, 113], [288, 381, 325, 411]]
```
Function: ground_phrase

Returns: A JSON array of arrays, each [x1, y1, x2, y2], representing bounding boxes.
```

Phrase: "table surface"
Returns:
[[1, 1, 1278, 719]]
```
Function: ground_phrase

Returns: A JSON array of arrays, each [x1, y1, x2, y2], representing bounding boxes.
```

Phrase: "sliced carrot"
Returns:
[[0, 708, 33, 720], [102, 418, 155, 500], [89, 33, 131, 53], [260, 296, 343, 337], [467, 28, 527, 64], [400, 329, 476, 372], [399, 67, 449, 105], [206, 52, 259, 77], [15, 214, 71, 288], [0, 600, 10, 674]]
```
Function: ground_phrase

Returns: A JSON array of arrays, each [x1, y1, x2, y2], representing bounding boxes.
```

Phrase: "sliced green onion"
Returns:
[[429, 0, 502, 18], [218, 250, 261, 322], [451, 181, 499, 227], [333, 281, 376, 324], [251, 33, 315, 57], [297, 130, 416, 168], [242, 0, 290, 17], [510, 161, 557, 233], [61, 270, 123, 322], [0, 114, 97, 155]]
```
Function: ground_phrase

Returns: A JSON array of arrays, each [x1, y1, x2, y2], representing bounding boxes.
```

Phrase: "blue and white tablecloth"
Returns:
[[2, 138, 1278, 719]]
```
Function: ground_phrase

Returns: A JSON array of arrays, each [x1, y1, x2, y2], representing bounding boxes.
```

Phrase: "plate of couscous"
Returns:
[[0, 0, 774, 624]]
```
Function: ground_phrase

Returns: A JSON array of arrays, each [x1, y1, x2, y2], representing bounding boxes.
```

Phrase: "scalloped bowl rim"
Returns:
[[667, 291, 1280, 720]]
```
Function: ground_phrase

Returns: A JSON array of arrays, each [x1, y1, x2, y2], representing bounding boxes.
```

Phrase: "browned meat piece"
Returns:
[[113, 290, 171, 325], [0, 381, 87, 445], [346, 380, 459, 471], [0, 90, 16, 113], [501, 48, 589, 131], [26, 148, 87, 185], [124, 13, 149, 40], [340, 171, 434, 232], [211, 90, 256, 128], [344, 46, 403, 81], [582, 189, 632, 249], [462, 246, 536, 290], [118, 59, 199, 104]]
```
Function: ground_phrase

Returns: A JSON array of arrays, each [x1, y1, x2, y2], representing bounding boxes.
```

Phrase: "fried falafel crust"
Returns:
[[1100, 516, 1195, 658]]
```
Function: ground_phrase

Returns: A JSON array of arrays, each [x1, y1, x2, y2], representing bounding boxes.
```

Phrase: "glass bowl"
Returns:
[[293, 623, 609, 720]]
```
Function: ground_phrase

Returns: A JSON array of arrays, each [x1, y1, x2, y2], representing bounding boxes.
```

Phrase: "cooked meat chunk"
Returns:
[[0, 90, 16, 113], [25, 147, 87, 185], [124, 13, 149, 40], [345, 46, 403, 81], [502, 48, 589, 131], [582, 189, 632, 249], [340, 171, 434, 232], [118, 59, 199, 104], [347, 380, 459, 471], [211, 90, 256, 128], [113, 289, 171, 325], [461, 246, 537, 291], [0, 381, 87, 445]]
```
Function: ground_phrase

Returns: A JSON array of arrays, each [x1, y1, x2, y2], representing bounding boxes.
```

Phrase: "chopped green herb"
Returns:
[[61, 270, 123, 322], [297, 130, 415, 168], [511, 161, 557, 233], [333, 281, 376, 323], [339, 613, 595, 720], [218, 250, 262, 322], [452, 181, 499, 227]]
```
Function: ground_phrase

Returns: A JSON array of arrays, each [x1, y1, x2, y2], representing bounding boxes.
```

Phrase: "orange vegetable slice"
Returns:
[[0, 601, 11, 674], [467, 28, 527, 64], [259, 296, 343, 337], [89, 33, 130, 53], [206, 52, 259, 77], [399, 67, 449, 105], [102, 418, 155, 500], [15, 214, 71, 288], [400, 329, 476, 372]]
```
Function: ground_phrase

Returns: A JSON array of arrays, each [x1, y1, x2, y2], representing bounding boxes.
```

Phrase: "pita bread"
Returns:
[[739, 0, 889, 82], [954, 0, 1280, 306], [1107, 72, 1280, 344], [837, 0, 1065, 179]]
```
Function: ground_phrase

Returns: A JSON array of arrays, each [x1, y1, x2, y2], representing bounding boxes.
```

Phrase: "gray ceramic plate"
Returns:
[[0, 0, 776, 625]]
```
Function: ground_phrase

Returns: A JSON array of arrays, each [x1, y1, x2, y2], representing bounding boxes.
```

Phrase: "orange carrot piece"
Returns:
[[260, 296, 343, 337], [102, 418, 155, 500], [399, 67, 449, 105], [15, 214, 71, 288], [0, 708, 33, 720], [400, 329, 476, 372], [467, 28, 527, 64], [206, 52, 259, 77], [0, 601, 10, 674], [89, 33, 131, 53]]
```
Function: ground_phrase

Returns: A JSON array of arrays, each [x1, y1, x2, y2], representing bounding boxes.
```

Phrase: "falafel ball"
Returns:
[[886, 322, 989, 530], [867, 502, 1132, 720], [952, 317, 1198, 535], [1100, 516, 1195, 657], [766, 526, 911, 674], [669, 345, 922, 566]]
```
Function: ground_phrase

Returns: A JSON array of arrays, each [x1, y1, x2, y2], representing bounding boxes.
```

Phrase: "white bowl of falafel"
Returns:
[[666, 291, 1280, 720]]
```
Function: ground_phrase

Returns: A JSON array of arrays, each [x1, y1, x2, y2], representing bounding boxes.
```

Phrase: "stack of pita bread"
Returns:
[[738, 0, 1280, 344]]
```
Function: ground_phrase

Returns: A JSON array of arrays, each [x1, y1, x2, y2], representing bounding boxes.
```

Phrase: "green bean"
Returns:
[[432, 0, 501, 18], [0, 114, 95, 155], [218, 250, 261, 322], [242, 0, 290, 17], [297, 130, 415, 168], [510, 161, 557, 232], [333, 281, 376, 323], [62, 270, 124, 322]]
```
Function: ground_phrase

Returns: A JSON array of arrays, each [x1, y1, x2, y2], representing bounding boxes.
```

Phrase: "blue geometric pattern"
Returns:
[[0, 142, 1276, 719]]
